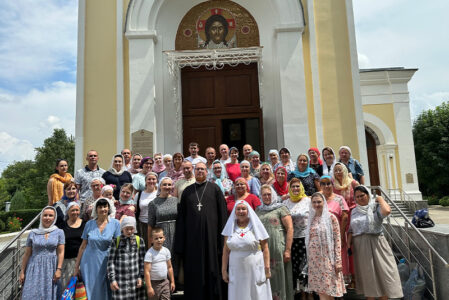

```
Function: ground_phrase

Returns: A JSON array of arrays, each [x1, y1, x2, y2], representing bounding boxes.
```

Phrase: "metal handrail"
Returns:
[[0, 212, 41, 254], [370, 186, 449, 267]]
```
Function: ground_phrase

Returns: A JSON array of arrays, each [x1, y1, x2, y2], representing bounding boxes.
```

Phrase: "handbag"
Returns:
[[61, 276, 77, 300], [74, 280, 87, 300]]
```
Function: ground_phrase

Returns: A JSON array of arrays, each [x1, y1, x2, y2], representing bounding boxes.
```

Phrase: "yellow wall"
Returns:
[[301, 0, 317, 148], [313, 0, 360, 158], [83, 0, 117, 165], [363, 104, 397, 141]]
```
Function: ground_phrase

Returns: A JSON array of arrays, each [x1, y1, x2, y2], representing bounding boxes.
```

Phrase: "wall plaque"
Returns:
[[406, 173, 414, 184], [132, 130, 153, 157]]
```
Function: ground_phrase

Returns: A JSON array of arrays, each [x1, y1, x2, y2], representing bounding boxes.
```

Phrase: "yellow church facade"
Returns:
[[75, 0, 421, 199]]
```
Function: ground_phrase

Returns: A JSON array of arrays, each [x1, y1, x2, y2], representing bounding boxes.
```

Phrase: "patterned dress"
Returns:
[[307, 214, 346, 297], [147, 196, 178, 252], [257, 207, 294, 300], [22, 230, 65, 300], [107, 235, 146, 300]]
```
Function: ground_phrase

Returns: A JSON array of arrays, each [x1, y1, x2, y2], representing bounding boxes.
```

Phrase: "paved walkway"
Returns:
[[428, 205, 449, 225]]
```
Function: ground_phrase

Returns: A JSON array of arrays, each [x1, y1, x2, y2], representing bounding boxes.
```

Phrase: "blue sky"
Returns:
[[0, 0, 448, 172]]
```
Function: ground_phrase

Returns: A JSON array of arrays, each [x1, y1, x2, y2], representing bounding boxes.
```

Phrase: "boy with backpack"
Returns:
[[144, 227, 175, 300], [107, 216, 146, 299]]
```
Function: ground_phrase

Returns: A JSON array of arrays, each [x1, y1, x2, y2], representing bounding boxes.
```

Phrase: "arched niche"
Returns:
[[175, 0, 260, 50]]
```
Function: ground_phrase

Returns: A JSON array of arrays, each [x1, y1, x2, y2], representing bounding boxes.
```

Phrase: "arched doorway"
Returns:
[[365, 127, 380, 186]]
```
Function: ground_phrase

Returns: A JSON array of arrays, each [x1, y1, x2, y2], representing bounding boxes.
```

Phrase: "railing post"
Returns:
[[14, 239, 21, 298], [429, 249, 437, 300], [404, 222, 411, 262]]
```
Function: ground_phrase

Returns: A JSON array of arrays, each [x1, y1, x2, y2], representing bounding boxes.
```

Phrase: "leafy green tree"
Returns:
[[10, 190, 27, 210], [1, 160, 38, 203], [413, 102, 449, 197], [0, 178, 11, 210]]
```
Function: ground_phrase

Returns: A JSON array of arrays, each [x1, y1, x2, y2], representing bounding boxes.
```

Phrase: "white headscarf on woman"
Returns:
[[354, 185, 376, 232], [108, 154, 127, 176], [32, 206, 59, 234], [222, 200, 269, 241], [91, 197, 113, 219], [305, 192, 335, 264], [322, 147, 337, 176], [65, 201, 81, 220]]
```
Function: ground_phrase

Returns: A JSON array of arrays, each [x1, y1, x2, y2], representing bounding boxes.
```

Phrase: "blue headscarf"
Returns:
[[291, 153, 316, 178], [211, 160, 226, 193]]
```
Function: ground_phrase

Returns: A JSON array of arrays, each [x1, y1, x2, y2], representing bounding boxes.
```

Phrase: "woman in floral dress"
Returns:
[[306, 193, 345, 299], [257, 184, 294, 300]]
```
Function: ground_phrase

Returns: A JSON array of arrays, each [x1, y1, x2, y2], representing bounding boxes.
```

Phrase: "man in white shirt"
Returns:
[[185, 142, 207, 167], [218, 144, 231, 165], [173, 161, 195, 199]]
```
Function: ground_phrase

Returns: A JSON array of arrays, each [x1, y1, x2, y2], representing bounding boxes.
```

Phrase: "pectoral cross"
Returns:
[[197, 202, 203, 211]]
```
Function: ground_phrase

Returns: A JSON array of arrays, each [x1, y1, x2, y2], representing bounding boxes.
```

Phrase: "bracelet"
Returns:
[[56, 268, 62, 271]]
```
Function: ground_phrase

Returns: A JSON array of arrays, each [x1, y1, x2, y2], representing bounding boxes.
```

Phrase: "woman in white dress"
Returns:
[[222, 200, 272, 300]]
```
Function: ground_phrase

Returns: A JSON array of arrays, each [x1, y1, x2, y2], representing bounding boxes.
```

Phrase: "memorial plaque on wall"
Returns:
[[132, 130, 153, 157], [406, 173, 414, 184]]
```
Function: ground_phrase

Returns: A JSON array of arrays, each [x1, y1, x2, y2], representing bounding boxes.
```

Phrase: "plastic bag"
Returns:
[[403, 267, 426, 300], [61, 276, 77, 300], [412, 209, 435, 228], [397, 258, 410, 285]]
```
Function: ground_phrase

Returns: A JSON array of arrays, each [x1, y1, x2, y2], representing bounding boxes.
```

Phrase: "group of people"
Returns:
[[19, 142, 403, 300]]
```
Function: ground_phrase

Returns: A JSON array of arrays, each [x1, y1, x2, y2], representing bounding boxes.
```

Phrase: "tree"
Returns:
[[0, 129, 75, 209], [413, 101, 449, 197], [10, 189, 27, 210], [0, 178, 11, 210]]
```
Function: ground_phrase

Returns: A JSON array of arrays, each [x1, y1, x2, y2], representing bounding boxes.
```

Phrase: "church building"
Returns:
[[75, 0, 421, 199]]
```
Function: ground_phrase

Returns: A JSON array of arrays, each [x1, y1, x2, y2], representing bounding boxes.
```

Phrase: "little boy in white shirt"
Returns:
[[144, 227, 175, 299]]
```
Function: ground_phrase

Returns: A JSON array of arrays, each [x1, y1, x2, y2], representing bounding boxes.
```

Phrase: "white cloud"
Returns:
[[410, 92, 449, 120], [0, 0, 77, 88], [0, 132, 36, 173], [357, 53, 371, 69], [0, 81, 76, 147]]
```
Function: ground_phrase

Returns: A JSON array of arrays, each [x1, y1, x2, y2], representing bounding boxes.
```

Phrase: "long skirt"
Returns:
[[353, 234, 403, 298], [291, 238, 308, 292], [228, 250, 272, 300], [60, 258, 76, 292]]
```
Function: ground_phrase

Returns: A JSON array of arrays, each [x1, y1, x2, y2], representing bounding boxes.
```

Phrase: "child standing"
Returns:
[[144, 227, 175, 300], [107, 216, 146, 299]]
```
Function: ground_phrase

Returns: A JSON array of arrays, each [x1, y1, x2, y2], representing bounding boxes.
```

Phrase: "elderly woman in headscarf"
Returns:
[[338, 146, 365, 184], [275, 147, 296, 173], [240, 160, 261, 197], [209, 160, 233, 196], [167, 152, 185, 184], [257, 185, 294, 300], [288, 153, 321, 196], [308, 148, 323, 176], [282, 178, 311, 297], [152, 153, 166, 176], [20, 206, 65, 300], [222, 200, 272, 300], [102, 154, 133, 200], [348, 186, 403, 300], [249, 150, 261, 177], [132, 156, 154, 192], [60, 202, 86, 289], [47, 159, 73, 205], [306, 192, 346, 299], [81, 177, 105, 221], [273, 166, 289, 199], [54, 181, 79, 228], [226, 177, 261, 215], [259, 162, 275, 185], [157, 154, 173, 180], [268, 149, 280, 170]]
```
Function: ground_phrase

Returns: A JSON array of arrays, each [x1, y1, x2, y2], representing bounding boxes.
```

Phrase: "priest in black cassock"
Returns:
[[174, 162, 228, 300]]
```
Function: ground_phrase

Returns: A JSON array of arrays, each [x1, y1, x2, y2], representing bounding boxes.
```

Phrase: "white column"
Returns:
[[75, 0, 86, 170], [126, 32, 158, 146], [377, 144, 398, 191], [274, 24, 309, 154], [116, 0, 125, 152]]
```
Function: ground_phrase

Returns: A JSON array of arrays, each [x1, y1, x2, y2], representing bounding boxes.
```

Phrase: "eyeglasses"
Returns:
[[213, 167, 222, 170], [320, 182, 333, 186], [89, 155, 97, 158]]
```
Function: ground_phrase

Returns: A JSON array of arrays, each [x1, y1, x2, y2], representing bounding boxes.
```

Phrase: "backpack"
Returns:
[[116, 235, 141, 249]]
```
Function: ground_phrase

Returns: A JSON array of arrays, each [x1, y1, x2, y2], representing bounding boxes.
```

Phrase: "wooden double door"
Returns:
[[181, 63, 263, 159]]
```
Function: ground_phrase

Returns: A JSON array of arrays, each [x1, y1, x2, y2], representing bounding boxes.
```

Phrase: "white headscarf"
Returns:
[[338, 146, 352, 157], [355, 185, 376, 232], [305, 192, 335, 264], [32, 206, 59, 234], [222, 200, 269, 241], [322, 147, 337, 176], [91, 197, 114, 219], [65, 201, 81, 220], [121, 216, 137, 233], [109, 154, 127, 176]]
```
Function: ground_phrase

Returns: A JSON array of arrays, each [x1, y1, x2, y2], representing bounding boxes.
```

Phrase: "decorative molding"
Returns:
[[125, 30, 158, 42], [164, 46, 263, 74], [274, 23, 304, 34]]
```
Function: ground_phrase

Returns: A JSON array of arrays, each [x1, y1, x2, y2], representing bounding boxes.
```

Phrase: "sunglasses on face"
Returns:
[[320, 182, 332, 186]]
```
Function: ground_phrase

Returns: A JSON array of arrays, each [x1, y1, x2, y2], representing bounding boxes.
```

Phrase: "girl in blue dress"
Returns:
[[74, 198, 121, 299], [20, 206, 65, 300]]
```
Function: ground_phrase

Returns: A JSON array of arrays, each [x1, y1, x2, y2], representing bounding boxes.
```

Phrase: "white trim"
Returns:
[[125, 30, 158, 41], [116, 0, 125, 152], [274, 23, 304, 33], [75, 0, 86, 170], [306, 0, 324, 149], [345, 0, 369, 183]]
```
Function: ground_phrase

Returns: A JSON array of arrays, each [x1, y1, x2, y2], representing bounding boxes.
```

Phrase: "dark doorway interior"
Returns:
[[222, 118, 262, 161], [365, 129, 380, 187]]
